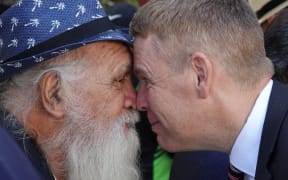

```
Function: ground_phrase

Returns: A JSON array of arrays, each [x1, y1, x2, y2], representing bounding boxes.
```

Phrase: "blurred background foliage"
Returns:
[[99, 0, 139, 9]]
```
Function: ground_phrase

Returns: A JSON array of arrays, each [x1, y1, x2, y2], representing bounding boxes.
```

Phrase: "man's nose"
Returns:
[[136, 83, 147, 111], [124, 80, 137, 110]]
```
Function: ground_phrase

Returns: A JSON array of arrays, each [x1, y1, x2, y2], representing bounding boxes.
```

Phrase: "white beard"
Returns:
[[41, 109, 141, 180], [39, 83, 141, 180], [66, 111, 141, 180]]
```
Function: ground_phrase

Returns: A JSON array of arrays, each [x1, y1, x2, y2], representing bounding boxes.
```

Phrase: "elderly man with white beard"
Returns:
[[0, 0, 140, 180]]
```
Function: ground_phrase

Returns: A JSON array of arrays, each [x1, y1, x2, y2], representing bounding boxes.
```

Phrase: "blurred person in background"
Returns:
[[264, 8, 288, 83]]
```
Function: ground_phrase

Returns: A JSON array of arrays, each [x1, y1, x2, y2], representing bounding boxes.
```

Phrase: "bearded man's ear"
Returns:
[[38, 71, 65, 119]]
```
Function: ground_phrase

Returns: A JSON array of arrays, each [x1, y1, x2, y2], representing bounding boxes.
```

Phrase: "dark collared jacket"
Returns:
[[0, 110, 54, 180]]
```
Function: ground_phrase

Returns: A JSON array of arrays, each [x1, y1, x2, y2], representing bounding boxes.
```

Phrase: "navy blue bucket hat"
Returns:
[[0, 0, 133, 80]]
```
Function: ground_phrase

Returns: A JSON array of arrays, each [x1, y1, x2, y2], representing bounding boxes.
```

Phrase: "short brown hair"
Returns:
[[131, 0, 274, 86]]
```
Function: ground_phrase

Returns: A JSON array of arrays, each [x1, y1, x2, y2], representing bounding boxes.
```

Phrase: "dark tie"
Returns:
[[228, 164, 244, 180]]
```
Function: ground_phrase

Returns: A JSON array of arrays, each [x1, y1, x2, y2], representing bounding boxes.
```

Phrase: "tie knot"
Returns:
[[228, 164, 244, 180]]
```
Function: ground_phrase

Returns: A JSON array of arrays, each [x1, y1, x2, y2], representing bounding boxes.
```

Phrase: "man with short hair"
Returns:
[[131, 0, 288, 179], [0, 0, 140, 180]]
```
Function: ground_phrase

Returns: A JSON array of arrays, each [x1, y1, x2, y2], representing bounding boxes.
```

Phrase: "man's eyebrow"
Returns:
[[120, 63, 132, 74]]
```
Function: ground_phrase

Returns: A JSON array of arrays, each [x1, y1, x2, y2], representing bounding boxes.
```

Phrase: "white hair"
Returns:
[[0, 54, 86, 124]]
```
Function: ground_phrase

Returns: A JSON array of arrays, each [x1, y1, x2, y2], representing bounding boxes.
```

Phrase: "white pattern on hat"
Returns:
[[50, 20, 61, 32], [92, 15, 104, 19], [96, 1, 102, 9], [76, 4, 86, 17], [0, 66, 4, 74], [33, 56, 45, 63], [11, 17, 19, 32], [15, 0, 23, 7], [24, 19, 40, 27], [27, 38, 36, 49], [51, 49, 69, 55], [67, 24, 80, 30], [99, 35, 113, 39], [49, 2, 65, 10], [0, 39, 3, 48], [7, 62, 22, 68], [32, 0, 43, 12], [8, 38, 18, 48]]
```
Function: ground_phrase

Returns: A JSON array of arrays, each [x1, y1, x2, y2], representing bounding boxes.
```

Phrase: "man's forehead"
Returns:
[[133, 36, 158, 66], [133, 53, 154, 78], [92, 41, 132, 69], [77, 41, 130, 57]]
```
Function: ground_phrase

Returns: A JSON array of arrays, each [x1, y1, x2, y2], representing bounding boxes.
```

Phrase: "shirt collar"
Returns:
[[229, 80, 273, 177]]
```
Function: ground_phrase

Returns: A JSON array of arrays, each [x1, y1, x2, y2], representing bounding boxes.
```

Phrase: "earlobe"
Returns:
[[38, 71, 64, 119], [190, 52, 212, 98]]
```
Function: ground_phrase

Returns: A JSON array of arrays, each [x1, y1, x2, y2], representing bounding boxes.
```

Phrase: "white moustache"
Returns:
[[120, 110, 140, 129]]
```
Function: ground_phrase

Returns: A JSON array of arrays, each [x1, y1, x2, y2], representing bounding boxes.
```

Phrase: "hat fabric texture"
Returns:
[[0, 0, 133, 80]]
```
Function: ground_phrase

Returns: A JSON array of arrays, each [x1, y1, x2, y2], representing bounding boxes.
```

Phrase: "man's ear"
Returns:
[[38, 71, 64, 119], [190, 52, 212, 98]]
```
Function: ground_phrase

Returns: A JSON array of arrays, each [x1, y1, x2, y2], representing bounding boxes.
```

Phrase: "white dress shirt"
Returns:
[[229, 80, 273, 180]]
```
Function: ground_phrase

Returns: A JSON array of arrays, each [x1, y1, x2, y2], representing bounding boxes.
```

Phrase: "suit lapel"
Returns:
[[255, 81, 288, 180]]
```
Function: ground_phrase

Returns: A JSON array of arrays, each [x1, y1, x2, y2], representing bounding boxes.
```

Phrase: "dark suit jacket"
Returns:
[[169, 151, 229, 180], [0, 126, 41, 180], [255, 80, 288, 180]]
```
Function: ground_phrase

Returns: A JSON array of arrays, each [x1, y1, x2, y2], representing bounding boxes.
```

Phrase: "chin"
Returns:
[[157, 135, 175, 152], [157, 134, 190, 153]]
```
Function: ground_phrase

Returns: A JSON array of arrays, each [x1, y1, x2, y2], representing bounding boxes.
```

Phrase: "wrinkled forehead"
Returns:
[[133, 34, 162, 60], [134, 34, 157, 59], [80, 41, 132, 73], [69, 41, 131, 61], [133, 35, 164, 78]]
